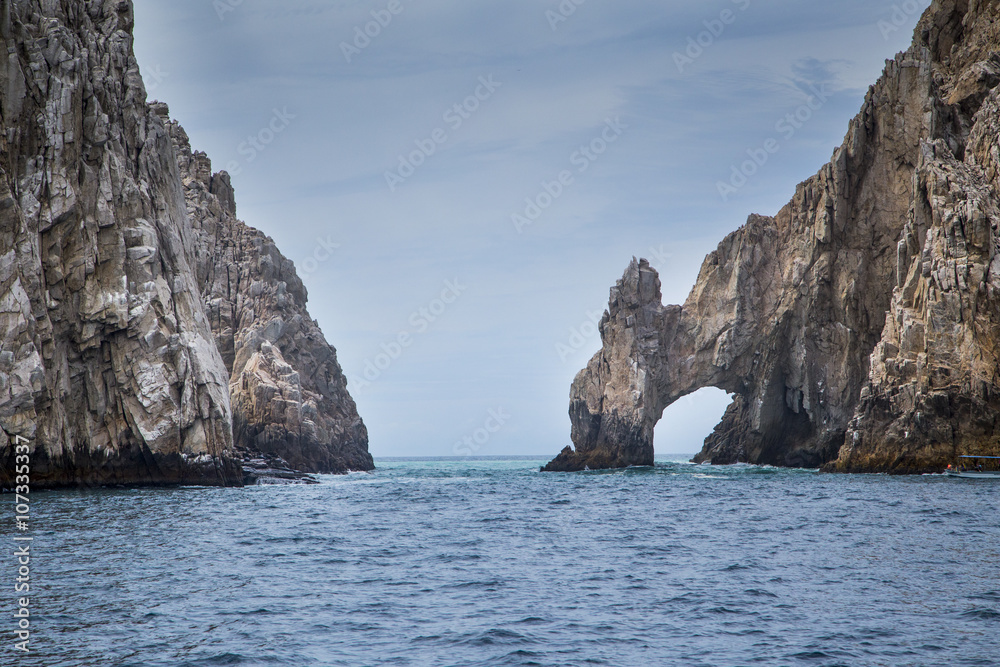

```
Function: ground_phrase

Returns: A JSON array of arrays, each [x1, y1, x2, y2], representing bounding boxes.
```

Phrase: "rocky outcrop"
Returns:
[[165, 113, 372, 473], [547, 0, 1000, 473], [0, 0, 239, 487], [0, 0, 369, 488]]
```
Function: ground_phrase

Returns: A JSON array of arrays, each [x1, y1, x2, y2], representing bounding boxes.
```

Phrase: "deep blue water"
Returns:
[[4, 457, 999, 667]]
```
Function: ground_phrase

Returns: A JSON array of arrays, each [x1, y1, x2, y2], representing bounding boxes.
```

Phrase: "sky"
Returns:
[[131, 0, 930, 459]]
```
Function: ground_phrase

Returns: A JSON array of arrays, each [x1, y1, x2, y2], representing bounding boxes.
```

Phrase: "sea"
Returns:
[[4, 456, 999, 667]]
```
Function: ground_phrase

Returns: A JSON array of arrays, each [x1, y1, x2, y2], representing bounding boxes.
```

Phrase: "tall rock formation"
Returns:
[[546, 0, 1000, 474], [0, 0, 369, 488], [0, 0, 239, 486], [164, 110, 372, 474]]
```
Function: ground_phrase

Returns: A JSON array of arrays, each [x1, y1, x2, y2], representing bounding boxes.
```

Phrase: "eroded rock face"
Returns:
[[0, 0, 239, 487], [0, 0, 370, 487], [164, 111, 372, 474], [548, 0, 1000, 473], [544, 259, 664, 472]]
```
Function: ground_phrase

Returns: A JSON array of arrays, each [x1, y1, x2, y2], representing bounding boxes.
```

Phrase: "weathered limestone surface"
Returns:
[[0, 0, 369, 487], [0, 0, 239, 487], [165, 112, 372, 474], [547, 0, 1000, 473]]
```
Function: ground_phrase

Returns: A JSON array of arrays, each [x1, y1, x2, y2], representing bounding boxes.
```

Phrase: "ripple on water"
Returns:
[[16, 458, 1000, 667]]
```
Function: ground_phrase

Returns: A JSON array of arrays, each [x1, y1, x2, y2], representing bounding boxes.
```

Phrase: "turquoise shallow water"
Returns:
[[4, 457, 999, 666]]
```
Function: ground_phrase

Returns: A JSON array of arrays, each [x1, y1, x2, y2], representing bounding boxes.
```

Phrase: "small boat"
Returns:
[[945, 455, 1000, 479]]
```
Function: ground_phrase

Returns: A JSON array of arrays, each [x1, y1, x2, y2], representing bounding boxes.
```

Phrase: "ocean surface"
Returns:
[[6, 457, 999, 667]]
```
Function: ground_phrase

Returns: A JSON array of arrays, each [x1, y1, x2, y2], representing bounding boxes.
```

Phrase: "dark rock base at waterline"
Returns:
[[0, 444, 243, 491], [541, 445, 654, 472]]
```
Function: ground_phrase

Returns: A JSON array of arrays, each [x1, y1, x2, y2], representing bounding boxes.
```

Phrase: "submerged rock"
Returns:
[[548, 0, 1000, 474], [241, 454, 321, 486]]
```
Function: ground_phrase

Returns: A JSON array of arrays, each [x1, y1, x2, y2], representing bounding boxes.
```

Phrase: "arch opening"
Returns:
[[654, 387, 734, 461]]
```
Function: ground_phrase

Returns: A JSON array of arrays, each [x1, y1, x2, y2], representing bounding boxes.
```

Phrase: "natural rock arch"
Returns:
[[544, 2, 1000, 472]]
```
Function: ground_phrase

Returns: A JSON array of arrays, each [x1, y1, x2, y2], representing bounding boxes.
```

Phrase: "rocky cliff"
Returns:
[[546, 0, 1000, 473], [0, 0, 369, 488], [164, 110, 372, 474]]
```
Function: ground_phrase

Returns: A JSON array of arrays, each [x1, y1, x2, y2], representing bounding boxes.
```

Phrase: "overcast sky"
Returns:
[[131, 0, 929, 459]]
